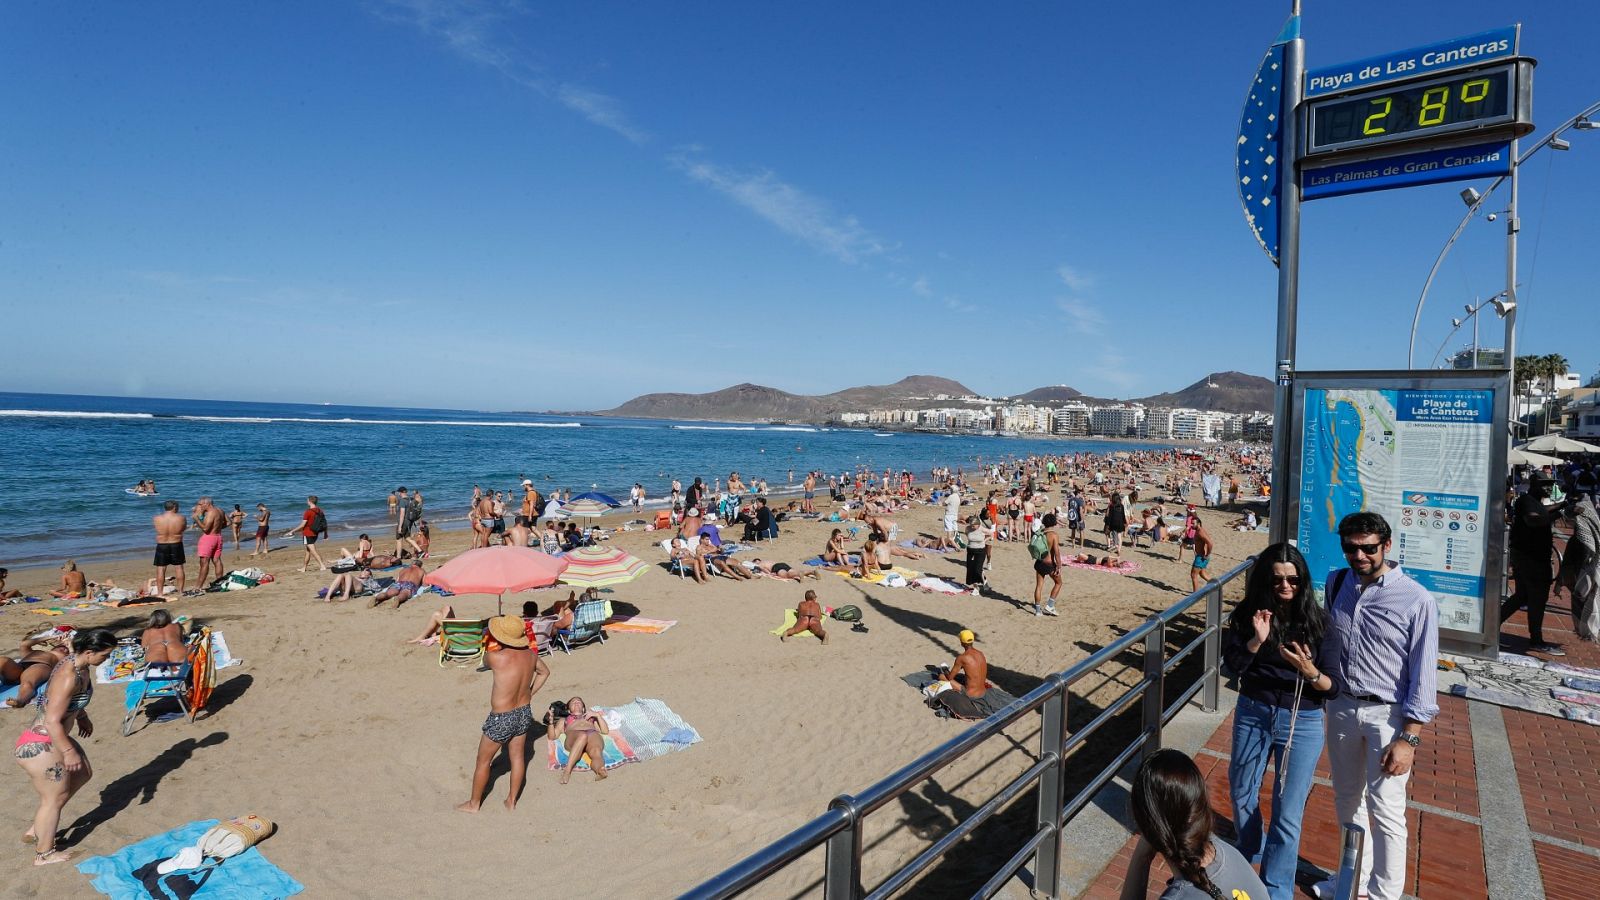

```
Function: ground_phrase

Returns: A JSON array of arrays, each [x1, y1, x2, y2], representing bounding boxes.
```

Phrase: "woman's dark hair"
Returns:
[[521, 600, 540, 618], [1230, 542, 1324, 647], [1130, 749, 1223, 900], [71, 628, 119, 654], [147, 609, 173, 630]]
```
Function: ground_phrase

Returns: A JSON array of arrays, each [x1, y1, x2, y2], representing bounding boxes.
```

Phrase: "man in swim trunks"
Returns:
[[802, 472, 816, 514], [936, 630, 991, 719], [458, 615, 543, 812], [152, 500, 188, 596], [369, 561, 425, 608], [780, 589, 829, 642], [194, 496, 227, 589], [1190, 518, 1215, 592], [393, 487, 413, 556], [251, 503, 271, 557]]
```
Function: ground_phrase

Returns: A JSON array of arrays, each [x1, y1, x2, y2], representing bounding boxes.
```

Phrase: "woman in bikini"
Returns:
[[821, 529, 848, 566], [14, 628, 117, 865], [140, 609, 186, 667], [2, 635, 70, 709], [547, 696, 609, 784], [228, 505, 246, 551]]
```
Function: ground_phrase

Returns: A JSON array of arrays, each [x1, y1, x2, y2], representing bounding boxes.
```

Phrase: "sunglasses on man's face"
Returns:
[[1341, 541, 1384, 556]]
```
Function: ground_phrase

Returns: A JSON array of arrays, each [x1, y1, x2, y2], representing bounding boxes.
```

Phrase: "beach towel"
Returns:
[[830, 566, 919, 586], [1563, 706, 1600, 725], [900, 670, 1020, 720], [900, 539, 954, 555], [603, 616, 678, 635], [76, 818, 303, 899], [0, 682, 18, 705], [1064, 559, 1141, 575], [770, 608, 823, 639], [803, 555, 858, 567], [546, 728, 638, 772], [912, 577, 976, 596], [609, 697, 703, 762], [1544, 661, 1600, 680]]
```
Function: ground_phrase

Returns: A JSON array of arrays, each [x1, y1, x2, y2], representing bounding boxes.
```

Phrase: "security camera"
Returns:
[[1486, 212, 1498, 222]]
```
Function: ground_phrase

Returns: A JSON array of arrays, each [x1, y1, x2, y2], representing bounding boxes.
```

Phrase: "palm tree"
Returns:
[[1539, 354, 1571, 435], [1513, 355, 1547, 436]]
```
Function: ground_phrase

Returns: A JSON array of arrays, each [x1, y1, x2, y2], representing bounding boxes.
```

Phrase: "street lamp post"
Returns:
[[1406, 102, 1600, 370]]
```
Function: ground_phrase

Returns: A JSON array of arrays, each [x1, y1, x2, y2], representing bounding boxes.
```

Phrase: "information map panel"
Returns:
[[1296, 383, 1499, 635]]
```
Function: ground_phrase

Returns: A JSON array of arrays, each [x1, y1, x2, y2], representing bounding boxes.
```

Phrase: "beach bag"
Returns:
[[310, 508, 327, 535], [197, 814, 275, 859], [832, 605, 862, 622], [1028, 532, 1049, 561], [222, 573, 259, 591]]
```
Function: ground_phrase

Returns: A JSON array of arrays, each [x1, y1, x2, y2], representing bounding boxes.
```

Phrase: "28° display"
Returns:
[[1309, 67, 1511, 154]]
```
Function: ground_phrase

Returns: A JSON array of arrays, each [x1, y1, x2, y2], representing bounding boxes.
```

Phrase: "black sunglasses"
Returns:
[[1271, 575, 1302, 585], [1341, 541, 1383, 556]]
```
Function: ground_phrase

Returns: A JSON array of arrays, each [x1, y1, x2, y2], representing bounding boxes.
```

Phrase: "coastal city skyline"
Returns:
[[6, 1, 1598, 410]]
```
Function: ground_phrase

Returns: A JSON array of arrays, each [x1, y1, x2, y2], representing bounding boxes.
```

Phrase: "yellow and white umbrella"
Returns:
[[557, 544, 648, 587]]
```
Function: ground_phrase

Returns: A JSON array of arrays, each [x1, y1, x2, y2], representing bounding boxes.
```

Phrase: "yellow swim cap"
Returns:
[[959, 629, 976, 644]]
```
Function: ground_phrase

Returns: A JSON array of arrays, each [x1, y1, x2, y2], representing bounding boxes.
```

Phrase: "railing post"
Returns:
[[1202, 582, 1223, 712], [824, 796, 862, 899], [1141, 616, 1166, 757], [1033, 675, 1067, 899], [1333, 823, 1366, 899]]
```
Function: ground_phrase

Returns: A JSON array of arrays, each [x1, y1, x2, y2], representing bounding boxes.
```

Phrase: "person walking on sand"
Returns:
[[152, 500, 188, 596], [780, 590, 829, 643], [193, 497, 227, 589], [1190, 517, 1214, 592], [1032, 513, 1062, 617], [297, 495, 327, 573], [250, 503, 271, 557], [548, 696, 610, 785], [458, 616, 545, 813], [14, 628, 118, 866]]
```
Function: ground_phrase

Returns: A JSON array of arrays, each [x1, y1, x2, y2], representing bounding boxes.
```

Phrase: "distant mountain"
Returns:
[[1136, 371, 1274, 414], [601, 372, 1272, 423], [1013, 385, 1087, 404], [604, 375, 975, 422]]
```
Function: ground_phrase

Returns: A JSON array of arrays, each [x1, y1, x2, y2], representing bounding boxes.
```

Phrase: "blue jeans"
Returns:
[[1229, 694, 1324, 900]]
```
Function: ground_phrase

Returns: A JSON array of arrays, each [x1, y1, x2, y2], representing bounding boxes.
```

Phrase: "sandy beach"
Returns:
[[1, 480, 1267, 897]]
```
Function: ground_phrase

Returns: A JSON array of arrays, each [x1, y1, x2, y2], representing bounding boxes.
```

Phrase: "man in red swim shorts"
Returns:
[[194, 496, 227, 589]]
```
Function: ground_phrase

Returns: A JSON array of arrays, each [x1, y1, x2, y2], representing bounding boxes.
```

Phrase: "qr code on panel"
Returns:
[[1453, 611, 1470, 624]]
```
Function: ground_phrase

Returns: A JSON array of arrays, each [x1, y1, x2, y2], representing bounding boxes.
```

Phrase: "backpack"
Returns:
[[310, 508, 328, 536], [832, 605, 862, 622], [1028, 531, 1049, 561]]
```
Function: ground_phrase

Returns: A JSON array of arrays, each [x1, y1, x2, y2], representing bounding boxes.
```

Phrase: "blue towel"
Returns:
[[77, 819, 304, 899], [0, 682, 18, 704], [1562, 676, 1600, 694], [661, 726, 697, 745]]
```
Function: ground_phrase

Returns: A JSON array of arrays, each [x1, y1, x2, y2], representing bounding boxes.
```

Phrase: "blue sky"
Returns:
[[3, 1, 1596, 410]]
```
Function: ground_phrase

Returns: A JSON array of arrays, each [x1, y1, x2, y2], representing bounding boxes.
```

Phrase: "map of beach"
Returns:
[[1298, 385, 1495, 631]]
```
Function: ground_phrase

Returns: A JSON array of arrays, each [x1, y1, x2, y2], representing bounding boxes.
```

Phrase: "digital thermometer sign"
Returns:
[[1304, 60, 1533, 159]]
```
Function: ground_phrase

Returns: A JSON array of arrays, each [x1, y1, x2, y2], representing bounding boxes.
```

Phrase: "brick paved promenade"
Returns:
[[1080, 586, 1600, 899]]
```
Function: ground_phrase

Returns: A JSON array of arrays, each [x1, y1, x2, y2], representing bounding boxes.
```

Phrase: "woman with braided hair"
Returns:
[[1119, 749, 1268, 900]]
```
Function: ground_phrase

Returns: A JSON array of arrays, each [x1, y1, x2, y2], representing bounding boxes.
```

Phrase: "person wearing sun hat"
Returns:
[[458, 615, 544, 814]]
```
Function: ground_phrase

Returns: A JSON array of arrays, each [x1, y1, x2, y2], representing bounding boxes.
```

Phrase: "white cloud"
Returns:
[[911, 275, 932, 298], [1056, 297, 1105, 335], [1056, 264, 1095, 292], [375, 0, 649, 144], [943, 296, 977, 314], [669, 154, 889, 264]]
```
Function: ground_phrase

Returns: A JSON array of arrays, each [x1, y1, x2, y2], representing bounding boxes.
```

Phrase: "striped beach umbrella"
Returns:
[[562, 498, 612, 518], [558, 545, 649, 588]]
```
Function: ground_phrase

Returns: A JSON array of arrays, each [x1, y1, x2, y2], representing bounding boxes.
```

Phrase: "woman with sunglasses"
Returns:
[[1221, 542, 1339, 899]]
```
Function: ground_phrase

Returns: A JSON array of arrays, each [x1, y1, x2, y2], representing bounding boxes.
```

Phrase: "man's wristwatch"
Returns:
[[1399, 732, 1421, 748]]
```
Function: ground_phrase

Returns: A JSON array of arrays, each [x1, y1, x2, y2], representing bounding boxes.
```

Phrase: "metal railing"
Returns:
[[685, 557, 1256, 900]]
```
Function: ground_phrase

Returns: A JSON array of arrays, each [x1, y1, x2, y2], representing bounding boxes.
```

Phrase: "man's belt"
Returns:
[[1345, 691, 1388, 703]]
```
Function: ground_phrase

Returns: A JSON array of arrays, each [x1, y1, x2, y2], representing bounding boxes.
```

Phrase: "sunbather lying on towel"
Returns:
[[780, 590, 829, 643], [324, 570, 381, 602], [369, 561, 424, 608], [547, 697, 610, 784], [748, 559, 820, 581], [2, 633, 69, 708]]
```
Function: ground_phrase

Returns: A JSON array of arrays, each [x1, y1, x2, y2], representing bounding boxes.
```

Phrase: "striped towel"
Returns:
[[611, 697, 703, 762], [547, 726, 638, 771]]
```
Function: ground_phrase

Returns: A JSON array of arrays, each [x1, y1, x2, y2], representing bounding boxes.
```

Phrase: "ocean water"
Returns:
[[0, 392, 1170, 567]]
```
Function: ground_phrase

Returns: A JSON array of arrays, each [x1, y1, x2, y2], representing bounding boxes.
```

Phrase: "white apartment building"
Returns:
[[1090, 405, 1145, 437], [1052, 405, 1091, 436]]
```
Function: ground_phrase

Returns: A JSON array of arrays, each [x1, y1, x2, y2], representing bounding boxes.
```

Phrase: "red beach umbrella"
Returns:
[[422, 546, 569, 615]]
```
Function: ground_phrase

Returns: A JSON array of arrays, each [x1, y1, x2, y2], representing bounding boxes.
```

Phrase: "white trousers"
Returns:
[[1325, 695, 1412, 900]]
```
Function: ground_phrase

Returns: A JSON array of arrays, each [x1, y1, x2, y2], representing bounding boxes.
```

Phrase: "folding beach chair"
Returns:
[[439, 618, 487, 667], [557, 600, 608, 654], [663, 538, 692, 579], [121, 626, 212, 736]]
